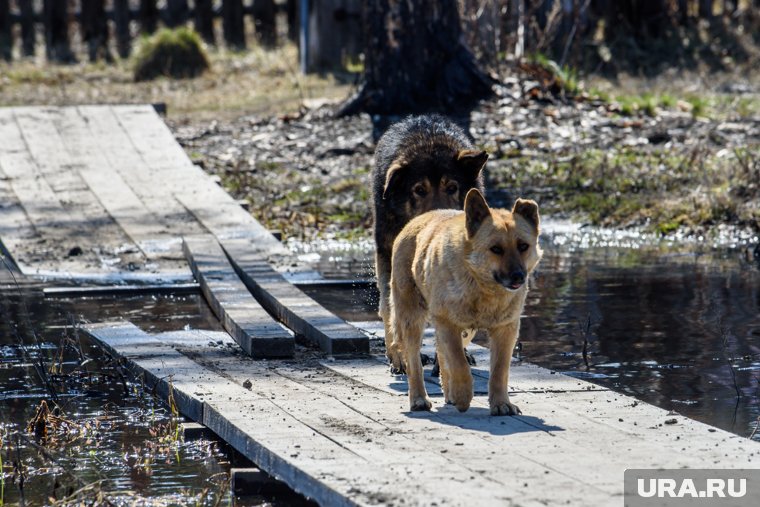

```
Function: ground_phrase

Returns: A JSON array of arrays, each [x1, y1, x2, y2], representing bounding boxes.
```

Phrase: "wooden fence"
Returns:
[[0, 0, 298, 62]]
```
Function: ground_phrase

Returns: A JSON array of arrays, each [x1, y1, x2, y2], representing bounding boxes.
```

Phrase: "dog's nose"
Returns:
[[509, 270, 525, 287]]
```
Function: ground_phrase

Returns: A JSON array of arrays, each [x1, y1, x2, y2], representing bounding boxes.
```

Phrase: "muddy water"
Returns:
[[295, 224, 760, 441], [0, 288, 304, 506]]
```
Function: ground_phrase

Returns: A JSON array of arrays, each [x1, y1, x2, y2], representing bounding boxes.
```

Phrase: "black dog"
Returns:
[[372, 115, 487, 367]]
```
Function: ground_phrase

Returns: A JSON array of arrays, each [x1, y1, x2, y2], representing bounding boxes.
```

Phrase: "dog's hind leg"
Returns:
[[434, 317, 473, 412], [401, 313, 430, 411], [376, 252, 398, 365]]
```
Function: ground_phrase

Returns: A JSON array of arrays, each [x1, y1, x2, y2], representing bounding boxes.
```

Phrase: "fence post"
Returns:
[[43, 0, 75, 62], [140, 0, 159, 34], [18, 0, 35, 56], [699, 0, 714, 18], [286, 0, 298, 41], [114, 0, 131, 58], [81, 0, 110, 62], [0, 0, 11, 61], [194, 0, 215, 43], [252, 0, 277, 46], [166, 0, 189, 28], [223, 0, 246, 49]]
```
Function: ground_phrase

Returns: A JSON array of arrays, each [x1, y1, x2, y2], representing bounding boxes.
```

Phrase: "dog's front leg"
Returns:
[[488, 321, 522, 416], [434, 317, 473, 412]]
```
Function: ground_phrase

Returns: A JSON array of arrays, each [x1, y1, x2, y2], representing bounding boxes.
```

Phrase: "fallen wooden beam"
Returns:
[[220, 237, 369, 356], [182, 235, 294, 359]]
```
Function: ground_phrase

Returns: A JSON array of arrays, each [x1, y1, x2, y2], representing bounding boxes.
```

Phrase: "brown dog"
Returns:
[[388, 189, 542, 415]]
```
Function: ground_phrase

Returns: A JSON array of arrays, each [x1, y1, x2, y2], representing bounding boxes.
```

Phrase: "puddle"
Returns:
[[292, 222, 760, 441], [0, 288, 310, 506]]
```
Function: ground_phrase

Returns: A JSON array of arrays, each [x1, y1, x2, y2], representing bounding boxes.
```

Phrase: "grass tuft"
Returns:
[[133, 27, 210, 82]]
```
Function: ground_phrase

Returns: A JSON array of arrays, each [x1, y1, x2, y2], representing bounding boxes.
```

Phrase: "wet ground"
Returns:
[[295, 223, 760, 441]]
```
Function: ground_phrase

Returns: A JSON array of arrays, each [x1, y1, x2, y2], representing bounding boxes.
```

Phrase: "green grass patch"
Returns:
[[133, 27, 209, 81]]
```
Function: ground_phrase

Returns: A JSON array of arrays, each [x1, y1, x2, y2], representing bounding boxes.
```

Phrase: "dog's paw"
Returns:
[[464, 348, 477, 366], [447, 381, 473, 413], [390, 363, 406, 375], [410, 396, 432, 411], [386, 347, 406, 375], [490, 400, 521, 416]]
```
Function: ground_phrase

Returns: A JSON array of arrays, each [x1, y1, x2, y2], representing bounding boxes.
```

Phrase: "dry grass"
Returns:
[[0, 42, 350, 122]]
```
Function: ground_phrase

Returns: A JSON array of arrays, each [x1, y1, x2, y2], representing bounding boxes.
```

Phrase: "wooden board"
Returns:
[[220, 237, 369, 356], [84, 323, 501, 507], [85, 323, 760, 507], [182, 235, 294, 358]]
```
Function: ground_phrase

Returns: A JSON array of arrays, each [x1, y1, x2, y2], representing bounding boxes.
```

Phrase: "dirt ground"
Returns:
[[2, 42, 759, 244]]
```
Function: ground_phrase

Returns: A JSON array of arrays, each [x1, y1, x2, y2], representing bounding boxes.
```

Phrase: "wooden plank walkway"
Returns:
[[85, 321, 760, 507], [0, 105, 365, 356], [182, 234, 294, 358]]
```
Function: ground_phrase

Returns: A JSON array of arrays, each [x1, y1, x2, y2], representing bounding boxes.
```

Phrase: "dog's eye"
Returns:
[[490, 245, 504, 255], [413, 185, 428, 197], [445, 183, 459, 195], [517, 242, 529, 253]]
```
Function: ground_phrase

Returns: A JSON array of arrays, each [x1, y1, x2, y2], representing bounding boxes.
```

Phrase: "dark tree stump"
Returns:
[[140, 0, 159, 34], [338, 0, 494, 116], [194, 0, 216, 44], [81, 0, 111, 62], [43, 0, 75, 62], [223, 0, 246, 49], [114, 0, 131, 58], [0, 0, 11, 61], [19, 0, 34, 56], [252, 0, 277, 47]]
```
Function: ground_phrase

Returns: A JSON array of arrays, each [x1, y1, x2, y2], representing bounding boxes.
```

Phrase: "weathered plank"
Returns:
[[182, 235, 294, 358], [56, 107, 175, 264], [88, 324, 760, 507], [111, 105, 286, 258], [84, 323, 484, 507], [157, 332, 576, 505], [76, 105, 207, 246], [220, 237, 369, 356]]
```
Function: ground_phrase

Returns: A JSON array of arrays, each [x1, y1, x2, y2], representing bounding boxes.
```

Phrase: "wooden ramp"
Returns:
[[0, 105, 367, 356], [85, 322, 760, 507]]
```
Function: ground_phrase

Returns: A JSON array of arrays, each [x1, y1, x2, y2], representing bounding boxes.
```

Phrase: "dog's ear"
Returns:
[[383, 159, 406, 199], [456, 150, 488, 177], [512, 198, 540, 231], [465, 188, 490, 239]]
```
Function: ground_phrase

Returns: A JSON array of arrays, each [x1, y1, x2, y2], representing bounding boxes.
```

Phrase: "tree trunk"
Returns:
[[339, 0, 494, 116]]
